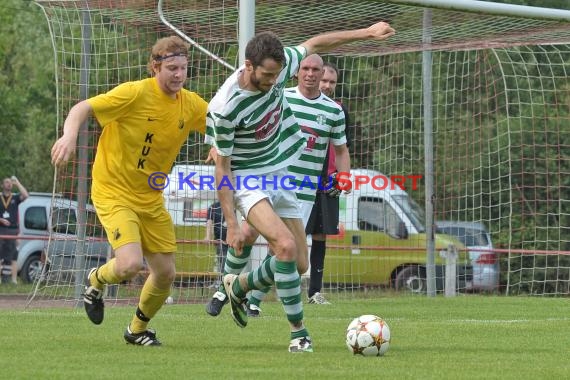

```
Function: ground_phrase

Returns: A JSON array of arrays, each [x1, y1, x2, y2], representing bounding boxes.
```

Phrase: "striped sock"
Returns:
[[218, 245, 252, 295], [247, 253, 275, 290], [274, 260, 303, 324], [232, 254, 276, 299], [247, 254, 274, 306], [249, 288, 271, 307]]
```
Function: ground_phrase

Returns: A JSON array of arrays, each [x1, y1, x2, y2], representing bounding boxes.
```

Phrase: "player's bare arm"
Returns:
[[204, 146, 219, 164], [334, 143, 351, 194], [302, 21, 395, 56], [51, 100, 93, 166], [11, 176, 29, 201], [215, 155, 244, 254]]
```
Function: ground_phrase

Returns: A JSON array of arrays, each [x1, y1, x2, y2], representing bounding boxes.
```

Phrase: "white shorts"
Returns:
[[299, 200, 314, 228], [233, 168, 301, 219]]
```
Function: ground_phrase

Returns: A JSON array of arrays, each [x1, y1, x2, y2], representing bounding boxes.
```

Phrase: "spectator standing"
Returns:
[[205, 200, 229, 278], [0, 176, 29, 284]]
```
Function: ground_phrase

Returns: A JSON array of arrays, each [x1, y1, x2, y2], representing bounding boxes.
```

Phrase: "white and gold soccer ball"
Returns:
[[346, 314, 391, 357]]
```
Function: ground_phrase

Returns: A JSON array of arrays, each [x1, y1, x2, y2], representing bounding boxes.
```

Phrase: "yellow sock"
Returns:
[[89, 259, 122, 289], [129, 277, 171, 334]]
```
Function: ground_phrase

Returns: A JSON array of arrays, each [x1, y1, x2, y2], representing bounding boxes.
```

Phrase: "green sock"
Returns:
[[274, 260, 303, 324], [232, 276, 247, 299], [247, 253, 275, 290], [247, 254, 274, 306], [291, 328, 309, 340], [249, 288, 271, 307], [218, 245, 252, 295]]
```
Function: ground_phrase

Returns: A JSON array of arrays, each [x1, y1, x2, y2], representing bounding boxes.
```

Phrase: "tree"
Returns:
[[0, 0, 57, 191]]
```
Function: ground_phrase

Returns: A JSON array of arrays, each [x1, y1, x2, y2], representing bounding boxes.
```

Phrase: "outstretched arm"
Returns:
[[301, 21, 395, 56], [51, 100, 93, 166], [11, 177, 29, 202]]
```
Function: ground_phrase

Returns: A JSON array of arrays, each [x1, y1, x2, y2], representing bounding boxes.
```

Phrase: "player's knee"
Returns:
[[161, 266, 176, 284], [297, 261, 309, 275], [243, 229, 259, 245], [116, 260, 145, 279], [273, 237, 297, 261]]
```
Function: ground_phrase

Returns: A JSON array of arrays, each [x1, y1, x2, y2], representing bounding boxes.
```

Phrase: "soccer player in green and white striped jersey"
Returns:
[[206, 45, 306, 176], [286, 55, 349, 205], [245, 54, 351, 313], [205, 22, 395, 353]]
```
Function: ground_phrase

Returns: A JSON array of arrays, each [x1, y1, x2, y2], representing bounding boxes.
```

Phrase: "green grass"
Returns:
[[2, 295, 569, 379]]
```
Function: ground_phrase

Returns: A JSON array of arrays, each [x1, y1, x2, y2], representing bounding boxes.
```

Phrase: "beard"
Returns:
[[250, 72, 271, 93]]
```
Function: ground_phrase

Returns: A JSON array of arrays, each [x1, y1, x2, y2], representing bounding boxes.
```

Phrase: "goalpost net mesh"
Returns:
[[30, 0, 570, 306]]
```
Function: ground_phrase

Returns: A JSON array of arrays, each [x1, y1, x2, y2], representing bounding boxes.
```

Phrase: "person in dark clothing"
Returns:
[[0, 176, 29, 284], [205, 201, 229, 273]]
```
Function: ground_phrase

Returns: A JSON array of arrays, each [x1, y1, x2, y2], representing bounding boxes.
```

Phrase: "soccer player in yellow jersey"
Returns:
[[51, 36, 208, 346]]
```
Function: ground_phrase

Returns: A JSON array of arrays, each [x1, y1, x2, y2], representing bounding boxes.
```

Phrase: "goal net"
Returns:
[[30, 0, 570, 306]]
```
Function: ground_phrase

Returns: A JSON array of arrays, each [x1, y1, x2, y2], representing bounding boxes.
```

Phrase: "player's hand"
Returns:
[[225, 225, 244, 255], [51, 135, 77, 167], [205, 147, 218, 164], [323, 171, 352, 197], [367, 21, 395, 41], [324, 172, 342, 198], [0, 218, 10, 226]]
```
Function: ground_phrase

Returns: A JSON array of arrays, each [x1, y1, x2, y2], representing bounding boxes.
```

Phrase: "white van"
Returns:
[[325, 168, 472, 292], [163, 165, 219, 275], [163, 166, 472, 292], [163, 164, 217, 227]]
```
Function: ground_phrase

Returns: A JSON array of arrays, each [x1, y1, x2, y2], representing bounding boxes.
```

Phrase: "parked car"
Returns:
[[435, 221, 499, 291], [16, 193, 109, 283]]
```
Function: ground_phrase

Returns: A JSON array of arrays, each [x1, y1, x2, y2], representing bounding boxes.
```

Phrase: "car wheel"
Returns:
[[21, 253, 44, 283], [394, 266, 426, 293]]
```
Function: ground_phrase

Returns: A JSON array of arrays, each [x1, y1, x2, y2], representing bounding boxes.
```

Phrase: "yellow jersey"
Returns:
[[88, 77, 207, 207]]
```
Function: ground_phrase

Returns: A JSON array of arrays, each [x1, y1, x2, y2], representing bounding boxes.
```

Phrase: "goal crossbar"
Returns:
[[385, 0, 570, 22]]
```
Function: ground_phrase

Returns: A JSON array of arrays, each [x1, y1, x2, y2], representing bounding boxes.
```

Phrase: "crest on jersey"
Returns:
[[316, 114, 327, 125], [254, 104, 281, 141], [272, 82, 284, 96]]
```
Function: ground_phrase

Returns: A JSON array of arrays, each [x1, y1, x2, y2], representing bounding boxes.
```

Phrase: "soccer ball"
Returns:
[[346, 314, 391, 356]]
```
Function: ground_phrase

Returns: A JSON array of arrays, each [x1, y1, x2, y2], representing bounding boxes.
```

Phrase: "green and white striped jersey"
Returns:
[[286, 86, 347, 203], [205, 46, 307, 176]]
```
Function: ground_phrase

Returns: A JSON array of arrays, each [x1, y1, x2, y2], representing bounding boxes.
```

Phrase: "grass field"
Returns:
[[2, 295, 569, 379]]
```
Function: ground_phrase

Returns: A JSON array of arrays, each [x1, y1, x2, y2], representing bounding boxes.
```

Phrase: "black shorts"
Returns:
[[0, 238, 18, 264], [305, 193, 340, 235]]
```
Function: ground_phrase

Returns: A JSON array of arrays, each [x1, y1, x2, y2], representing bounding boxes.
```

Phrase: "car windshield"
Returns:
[[52, 208, 105, 238], [437, 226, 489, 247], [392, 194, 425, 232]]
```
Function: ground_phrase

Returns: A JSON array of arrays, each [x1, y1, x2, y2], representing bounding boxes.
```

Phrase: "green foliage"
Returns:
[[506, 253, 570, 294], [2, 296, 570, 379], [0, 0, 56, 191]]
